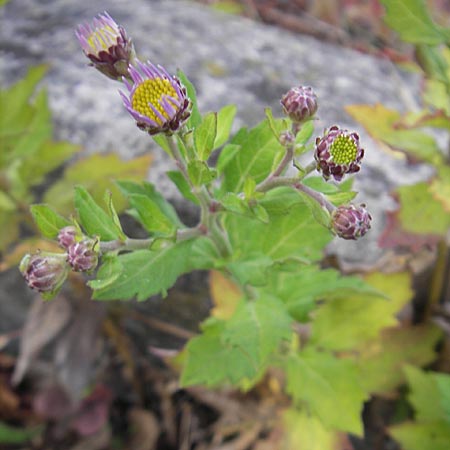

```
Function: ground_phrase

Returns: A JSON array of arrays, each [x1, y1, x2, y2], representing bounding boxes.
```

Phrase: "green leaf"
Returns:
[[286, 349, 368, 435], [295, 120, 315, 145], [264, 264, 381, 322], [346, 103, 443, 165], [224, 295, 293, 367], [194, 112, 217, 160], [0, 422, 42, 444], [30, 204, 70, 239], [93, 238, 212, 300], [128, 193, 176, 236], [187, 160, 217, 186], [166, 170, 199, 204], [44, 153, 152, 215], [389, 421, 450, 450], [226, 187, 332, 263], [152, 134, 172, 156], [74, 186, 123, 241], [117, 180, 182, 226], [404, 366, 450, 423], [221, 119, 285, 193], [216, 143, 240, 174], [181, 318, 257, 387], [396, 182, 450, 236], [283, 409, 349, 450], [357, 324, 443, 395], [177, 70, 202, 128], [380, 0, 450, 44], [310, 271, 413, 350], [0, 209, 20, 251], [214, 104, 237, 149], [87, 254, 123, 290], [0, 65, 48, 135], [226, 254, 273, 286]]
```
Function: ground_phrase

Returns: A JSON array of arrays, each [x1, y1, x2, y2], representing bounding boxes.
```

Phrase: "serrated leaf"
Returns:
[[180, 318, 257, 387], [30, 204, 70, 239], [44, 153, 152, 215], [226, 188, 332, 263], [166, 170, 199, 204], [346, 103, 443, 165], [380, 0, 450, 45], [286, 349, 367, 435], [194, 112, 217, 160], [310, 271, 412, 350], [223, 295, 293, 369], [404, 366, 450, 423], [93, 238, 212, 300], [74, 186, 123, 241], [128, 193, 176, 236], [177, 70, 201, 128], [265, 264, 381, 322], [357, 324, 443, 395], [396, 182, 450, 236], [221, 119, 285, 193], [214, 104, 237, 149], [389, 421, 450, 450]]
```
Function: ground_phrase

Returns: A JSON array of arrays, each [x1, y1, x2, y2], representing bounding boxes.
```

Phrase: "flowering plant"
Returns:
[[16, 6, 446, 447]]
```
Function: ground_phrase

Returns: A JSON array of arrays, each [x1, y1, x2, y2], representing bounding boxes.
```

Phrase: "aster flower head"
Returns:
[[67, 240, 99, 273], [20, 252, 69, 298], [75, 12, 135, 80], [281, 85, 318, 123], [314, 125, 364, 182], [121, 60, 192, 135], [331, 204, 372, 240]]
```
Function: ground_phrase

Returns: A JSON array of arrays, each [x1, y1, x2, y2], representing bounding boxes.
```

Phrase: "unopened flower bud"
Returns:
[[120, 60, 192, 135], [279, 131, 295, 146], [20, 252, 69, 298], [281, 86, 318, 123], [314, 126, 364, 182], [75, 12, 136, 80], [57, 226, 78, 250], [331, 204, 372, 240], [67, 240, 98, 272]]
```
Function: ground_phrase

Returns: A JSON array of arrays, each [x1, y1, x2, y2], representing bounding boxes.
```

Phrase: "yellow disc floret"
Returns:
[[330, 135, 358, 164], [131, 78, 177, 125]]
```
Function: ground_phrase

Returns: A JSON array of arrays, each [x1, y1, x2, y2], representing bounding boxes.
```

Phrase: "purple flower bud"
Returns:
[[67, 241, 98, 272], [281, 86, 318, 123], [75, 12, 136, 80], [120, 60, 192, 135], [57, 226, 78, 250], [331, 204, 372, 240], [20, 253, 69, 298], [314, 126, 364, 182]]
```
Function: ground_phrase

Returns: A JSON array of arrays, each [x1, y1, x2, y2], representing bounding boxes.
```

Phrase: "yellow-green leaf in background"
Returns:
[[310, 272, 412, 351], [430, 166, 450, 213], [357, 324, 442, 396], [283, 409, 351, 450], [389, 421, 450, 450], [346, 103, 443, 165], [43, 153, 152, 215], [396, 182, 450, 236]]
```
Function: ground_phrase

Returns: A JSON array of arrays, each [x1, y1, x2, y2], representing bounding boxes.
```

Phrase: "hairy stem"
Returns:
[[294, 182, 335, 213]]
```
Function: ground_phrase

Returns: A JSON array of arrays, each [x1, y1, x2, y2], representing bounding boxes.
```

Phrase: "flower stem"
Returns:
[[294, 182, 335, 213]]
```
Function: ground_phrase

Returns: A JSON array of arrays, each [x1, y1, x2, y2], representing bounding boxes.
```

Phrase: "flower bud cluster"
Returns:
[[281, 86, 318, 123], [20, 226, 99, 298], [331, 204, 372, 240]]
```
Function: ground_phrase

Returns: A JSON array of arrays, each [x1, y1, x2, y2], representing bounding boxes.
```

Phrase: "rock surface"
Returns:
[[0, 0, 433, 270]]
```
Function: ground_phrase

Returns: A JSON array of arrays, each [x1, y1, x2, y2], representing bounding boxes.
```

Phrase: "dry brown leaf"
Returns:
[[128, 408, 160, 450]]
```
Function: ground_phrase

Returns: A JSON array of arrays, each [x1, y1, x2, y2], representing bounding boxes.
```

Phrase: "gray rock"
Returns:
[[0, 0, 433, 269]]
